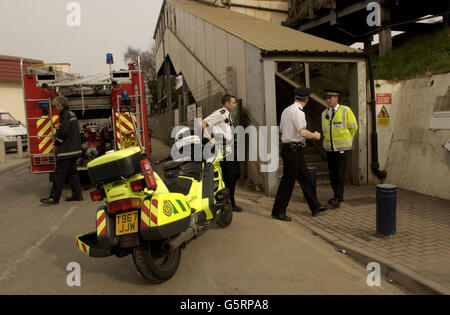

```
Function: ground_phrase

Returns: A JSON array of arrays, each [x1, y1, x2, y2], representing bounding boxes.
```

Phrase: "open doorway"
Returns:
[[274, 61, 358, 185]]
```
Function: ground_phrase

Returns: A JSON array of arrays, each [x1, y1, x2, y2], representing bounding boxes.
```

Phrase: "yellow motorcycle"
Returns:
[[76, 140, 233, 283], [76, 91, 232, 283]]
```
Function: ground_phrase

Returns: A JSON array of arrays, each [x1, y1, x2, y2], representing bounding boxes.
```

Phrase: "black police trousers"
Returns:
[[220, 160, 240, 207], [50, 157, 82, 202], [272, 144, 321, 215], [326, 151, 349, 202]]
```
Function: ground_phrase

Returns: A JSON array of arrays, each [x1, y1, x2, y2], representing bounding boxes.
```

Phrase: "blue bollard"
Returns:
[[376, 184, 397, 237], [308, 166, 317, 195]]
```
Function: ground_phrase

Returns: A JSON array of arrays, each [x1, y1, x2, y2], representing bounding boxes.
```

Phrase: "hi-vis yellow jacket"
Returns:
[[322, 105, 358, 152]]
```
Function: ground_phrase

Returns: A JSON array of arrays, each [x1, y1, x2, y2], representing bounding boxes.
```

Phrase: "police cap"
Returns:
[[325, 89, 340, 98], [293, 87, 311, 98]]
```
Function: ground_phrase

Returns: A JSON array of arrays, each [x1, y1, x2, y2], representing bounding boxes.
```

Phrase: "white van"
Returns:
[[0, 108, 27, 151]]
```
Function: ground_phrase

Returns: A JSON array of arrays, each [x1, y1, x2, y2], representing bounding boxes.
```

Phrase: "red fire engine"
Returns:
[[21, 55, 150, 174]]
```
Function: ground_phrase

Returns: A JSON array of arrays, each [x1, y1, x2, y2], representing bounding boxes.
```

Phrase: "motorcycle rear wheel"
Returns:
[[132, 241, 182, 284], [216, 199, 233, 228]]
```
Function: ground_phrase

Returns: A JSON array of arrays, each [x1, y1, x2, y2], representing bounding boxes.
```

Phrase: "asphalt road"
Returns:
[[0, 141, 406, 295]]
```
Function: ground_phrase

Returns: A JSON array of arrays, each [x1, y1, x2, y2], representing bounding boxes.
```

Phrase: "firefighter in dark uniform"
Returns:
[[40, 96, 83, 205], [271, 87, 328, 221], [202, 94, 242, 212]]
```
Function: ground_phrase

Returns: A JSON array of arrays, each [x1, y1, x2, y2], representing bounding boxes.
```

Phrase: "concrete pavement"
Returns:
[[1, 139, 444, 294], [0, 150, 29, 176], [235, 181, 450, 295], [0, 139, 406, 294]]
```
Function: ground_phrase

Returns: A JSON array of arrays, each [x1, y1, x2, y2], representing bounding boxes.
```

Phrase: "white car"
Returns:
[[0, 108, 27, 151]]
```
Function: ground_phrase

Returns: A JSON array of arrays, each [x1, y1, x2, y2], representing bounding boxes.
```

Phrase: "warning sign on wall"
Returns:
[[377, 105, 390, 126], [430, 111, 450, 129], [378, 106, 389, 118], [376, 93, 392, 126], [376, 93, 392, 104]]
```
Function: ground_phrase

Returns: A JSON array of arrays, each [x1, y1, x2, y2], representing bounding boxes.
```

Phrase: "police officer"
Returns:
[[202, 94, 242, 212], [272, 87, 328, 221], [322, 90, 358, 208], [40, 95, 83, 205]]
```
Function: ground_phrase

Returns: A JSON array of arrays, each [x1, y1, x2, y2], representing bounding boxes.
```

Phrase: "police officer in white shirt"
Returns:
[[272, 87, 328, 221], [202, 94, 242, 212]]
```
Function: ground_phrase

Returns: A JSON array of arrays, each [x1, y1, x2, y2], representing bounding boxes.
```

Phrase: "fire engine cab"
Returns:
[[22, 55, 150, 174]]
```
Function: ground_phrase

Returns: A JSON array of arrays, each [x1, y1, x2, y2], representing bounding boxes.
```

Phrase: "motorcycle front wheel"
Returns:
[[132, 241, 181, 284], [216, 199, 233, 228]]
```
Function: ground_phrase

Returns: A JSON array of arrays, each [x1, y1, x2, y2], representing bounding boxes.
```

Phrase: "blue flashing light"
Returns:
[[106, 53, 114, 65], [121, 89, 129, 100], [121, 90, 132, 106]]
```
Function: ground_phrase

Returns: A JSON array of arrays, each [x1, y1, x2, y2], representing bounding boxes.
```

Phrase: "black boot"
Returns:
[[40, 198, 59, 205]]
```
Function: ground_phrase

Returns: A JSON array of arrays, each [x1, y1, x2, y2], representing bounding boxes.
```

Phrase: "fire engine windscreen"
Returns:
[[79, 120, 114, 167]]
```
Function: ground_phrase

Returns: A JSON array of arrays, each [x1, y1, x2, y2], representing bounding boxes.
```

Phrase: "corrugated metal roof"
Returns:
[[167, 0, 362, 55]]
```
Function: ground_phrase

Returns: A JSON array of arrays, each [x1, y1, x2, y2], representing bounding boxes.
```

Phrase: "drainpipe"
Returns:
[[367, 55, 387, 180]]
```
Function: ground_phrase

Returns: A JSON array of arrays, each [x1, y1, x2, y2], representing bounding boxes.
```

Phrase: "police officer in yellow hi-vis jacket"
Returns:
[[322, 90, 358, 209]]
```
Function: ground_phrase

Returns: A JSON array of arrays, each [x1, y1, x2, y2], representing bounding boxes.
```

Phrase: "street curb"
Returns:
[[290, 212, 450, 295], [0, 160, 29, 177]]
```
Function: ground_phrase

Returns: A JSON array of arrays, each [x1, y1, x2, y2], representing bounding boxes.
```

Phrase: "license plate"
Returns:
[[115, 211, 138, 236]]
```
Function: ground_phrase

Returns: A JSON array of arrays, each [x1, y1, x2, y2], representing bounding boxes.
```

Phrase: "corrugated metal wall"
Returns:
[[155, 1, 265, 124], [149, 109, 175, 141]]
